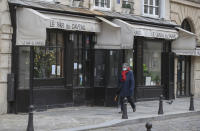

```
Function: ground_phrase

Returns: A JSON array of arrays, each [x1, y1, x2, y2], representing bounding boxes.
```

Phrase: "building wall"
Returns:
[[170, 0, 200, 45], [170, 0, 200, 97], [0, 0, 13, 114]]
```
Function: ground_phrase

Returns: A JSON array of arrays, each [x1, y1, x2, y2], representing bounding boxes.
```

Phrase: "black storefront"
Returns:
[[8, 0, 178, 113]]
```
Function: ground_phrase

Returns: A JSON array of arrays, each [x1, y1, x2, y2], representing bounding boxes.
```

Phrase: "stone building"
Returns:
[[170, 0, 200, 98], [0, 0, 12, 114]]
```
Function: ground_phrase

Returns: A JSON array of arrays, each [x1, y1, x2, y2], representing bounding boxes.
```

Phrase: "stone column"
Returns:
[[174, 57, 178, 98], [193, 57, 200, 97], [0, 0, 13, 114]]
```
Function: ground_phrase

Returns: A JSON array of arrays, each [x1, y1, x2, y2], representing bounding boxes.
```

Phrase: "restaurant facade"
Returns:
[[5, 0, 185, 113]]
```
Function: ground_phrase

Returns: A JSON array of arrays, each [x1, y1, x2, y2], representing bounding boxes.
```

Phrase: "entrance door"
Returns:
[[177, 56, 191, 97], [94, 50, 106, 106], [94, 50, 122, 106]]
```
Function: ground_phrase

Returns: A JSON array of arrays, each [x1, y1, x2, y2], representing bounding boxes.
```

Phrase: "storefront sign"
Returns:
[[18, 40, 46, 46], [49, 19, 100, 32], [133, 28, 178, 40]]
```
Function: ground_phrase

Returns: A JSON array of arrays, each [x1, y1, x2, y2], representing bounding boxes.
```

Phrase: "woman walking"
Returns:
[[118, 63, 136, 113]]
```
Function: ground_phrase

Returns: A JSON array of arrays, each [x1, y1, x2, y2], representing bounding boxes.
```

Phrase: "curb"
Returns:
[[55, 110, 200, 131]]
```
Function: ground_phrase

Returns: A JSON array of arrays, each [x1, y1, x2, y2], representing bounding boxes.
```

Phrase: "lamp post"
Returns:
[[27, 46, 34, 131]]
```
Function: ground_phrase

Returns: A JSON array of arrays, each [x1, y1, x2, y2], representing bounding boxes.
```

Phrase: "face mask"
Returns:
[[123, 68, 127, 71]]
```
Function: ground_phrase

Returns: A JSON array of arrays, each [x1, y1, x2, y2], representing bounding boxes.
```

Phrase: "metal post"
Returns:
[[189, 94, 194, 111], [158, 95, 164, 115], [122, 98, 128, 119], [145, 122, 152, 131], [27, 46, 34, 131]]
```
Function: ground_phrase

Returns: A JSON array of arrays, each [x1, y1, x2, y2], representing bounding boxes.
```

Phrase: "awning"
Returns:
[[16, 7, 101, 46], [113, 19, 178, 40], [16, 8, 49, 46], [172, 27, 196, 50], [173, 49, 200, 56], [95, 17, 121, 49]]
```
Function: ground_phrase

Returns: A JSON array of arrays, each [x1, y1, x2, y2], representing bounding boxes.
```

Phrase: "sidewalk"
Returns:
[[0, 98, 200, 131]]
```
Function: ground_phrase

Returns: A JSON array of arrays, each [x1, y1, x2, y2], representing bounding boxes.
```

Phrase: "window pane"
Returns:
[[144, 5, 148, 13], [57, 48, 64, 77], [101, 0, 104, 7], [155, 0, 159, 6], [49, 32, 56, 46], [85, 36, 90, 49], [107, 0, 110, 8], [149, 6, 153, 14], [57, 32, 64, 46], [107, 50, 120, 88], [95, 0, 99, 6], [143, 41, 162, 86], [34, 47, 57, 78], [73, 34, 78, 62], [150, 0, 153, 5], [125, 50, 133, 70], [18, 47, 30, 90], [144, 0, 148, 4], [155, 7, 159, 15]]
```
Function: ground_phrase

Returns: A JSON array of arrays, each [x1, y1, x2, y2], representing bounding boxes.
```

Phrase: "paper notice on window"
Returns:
[[52, 65, 56, 75], [145, 77, 151, 86], [74, 63, 78, 70], [79, 64, 82, 69], [57, 65, 60, 75]]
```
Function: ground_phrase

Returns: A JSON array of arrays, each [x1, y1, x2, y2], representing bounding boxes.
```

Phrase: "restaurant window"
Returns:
[[94, 0, 111, 10], [143, 41, 162, 86], [143, 0, 159, 17], [34, 30, 64, 79]]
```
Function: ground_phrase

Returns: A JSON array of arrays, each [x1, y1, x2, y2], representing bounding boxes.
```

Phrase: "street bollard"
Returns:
[[189, 94, 194, 111], [27, 105, 34, 131], [158, 95, 164, 115], [145, 122, 152, 131], [122, 98, 128, 119]]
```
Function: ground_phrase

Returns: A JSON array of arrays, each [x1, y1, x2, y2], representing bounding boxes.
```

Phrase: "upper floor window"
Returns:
[[143, 0, 159, 17], [94, 0, 111, 10], [181, 19, 192, 32]]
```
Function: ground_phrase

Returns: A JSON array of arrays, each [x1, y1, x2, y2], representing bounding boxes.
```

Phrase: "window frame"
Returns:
[[94, 0, 111, 11], [143, 0, 160, 18]]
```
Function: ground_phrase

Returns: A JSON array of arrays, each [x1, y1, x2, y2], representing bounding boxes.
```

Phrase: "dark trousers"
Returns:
[[120, 96, 136, 111]]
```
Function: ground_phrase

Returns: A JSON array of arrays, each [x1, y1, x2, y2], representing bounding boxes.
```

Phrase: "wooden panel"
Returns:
[[73, 88, 85, 106], [94, 87, 105, 106], [16, 90, 29, 113], [85, 88, 94, 105], [33, 87, 73, 110], [105, 88, 118, 107], [136, 86, 163, 100]]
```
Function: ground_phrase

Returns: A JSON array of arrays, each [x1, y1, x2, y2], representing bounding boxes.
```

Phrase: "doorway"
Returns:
[[177, 56, 191, 97]]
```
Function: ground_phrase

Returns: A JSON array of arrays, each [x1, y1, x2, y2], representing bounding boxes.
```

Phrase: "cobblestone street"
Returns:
[[89, 115, 200, 131]]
